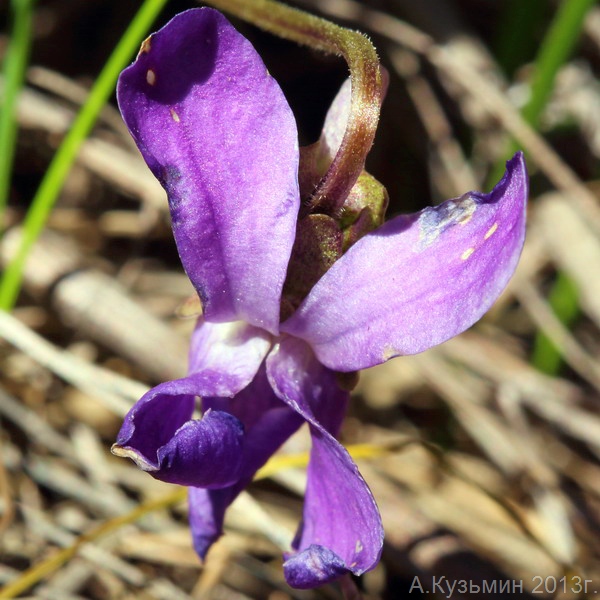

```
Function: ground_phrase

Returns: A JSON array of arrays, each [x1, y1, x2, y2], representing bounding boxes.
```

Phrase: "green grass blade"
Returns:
[[530, 273, 580, 374], [490, 0, 596, 183], [487, 0, 594, 374], [0, 0, 169, 311], [522, 0, 594, 373], [522, 0, 597, 129], [0, 0, 36, 230], [494, 0, 546, 78]]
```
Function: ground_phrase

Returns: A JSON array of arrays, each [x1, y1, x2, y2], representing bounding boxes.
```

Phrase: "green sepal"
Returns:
[[283, 214, 343, 310], [340, 171, 388, 249]]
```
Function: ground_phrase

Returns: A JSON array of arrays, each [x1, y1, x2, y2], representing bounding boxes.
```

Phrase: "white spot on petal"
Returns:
[[461, 247, 475, 260], [111, 444, 156, 472], [146, 69, 156, 85], [138, 36, 152, 57], [484, 222, 498, 239], [382, 345, 398, 362], [170, 108, 180, 123], [355, 539, 364, 553], [418, 193, 477, 249]]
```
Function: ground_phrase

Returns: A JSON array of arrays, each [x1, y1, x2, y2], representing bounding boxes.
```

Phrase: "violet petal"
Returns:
[[113, 319, 272, 486], [117, 8, 300, 333], [282, 152, 528, 371], [187, 319, 272, 395], [113, 380, 244, 487], [283, 545, 348, 589], [188, 364, 303, 558], [320, 78, 351, 161], [266, 337, 384, 588]]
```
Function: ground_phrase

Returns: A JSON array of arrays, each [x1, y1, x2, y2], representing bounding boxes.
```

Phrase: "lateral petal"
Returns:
[[282, 152, 528, 370], [188, 318, 272, 396], [266, 337, 383, 588], [117, 8, 300, 333]]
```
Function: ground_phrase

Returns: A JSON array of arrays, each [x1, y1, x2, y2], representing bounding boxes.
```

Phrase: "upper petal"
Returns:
[[320, 78, 351, 161], [266, 337, 384, 588], [117, 8, 300, 333], [282, 152, 528, 371], [319, 69, 388, 167]]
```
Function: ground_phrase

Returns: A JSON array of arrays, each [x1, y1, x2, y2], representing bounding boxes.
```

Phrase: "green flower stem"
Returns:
[[204, 0, 383, 215], [0, 0, 35, 229], [0, 0, 169, 311]]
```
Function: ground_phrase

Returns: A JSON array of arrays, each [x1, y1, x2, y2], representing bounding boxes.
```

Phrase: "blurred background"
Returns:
[[1, 0, 600, 598]]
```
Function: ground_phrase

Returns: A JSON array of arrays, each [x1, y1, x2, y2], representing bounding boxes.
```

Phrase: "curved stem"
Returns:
[[204, 0, 383, 214]]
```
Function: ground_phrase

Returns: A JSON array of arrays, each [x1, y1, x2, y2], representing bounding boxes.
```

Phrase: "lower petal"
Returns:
[[154, 410, 244, 487], [283, 545, 348, 589], [188, 486, 233, 559], [113, 319, 273, 485], [266, 337, 384, 588], [114, 379, 196, 466], [112, 378, 245, 487], [188, 365, 303, 558]]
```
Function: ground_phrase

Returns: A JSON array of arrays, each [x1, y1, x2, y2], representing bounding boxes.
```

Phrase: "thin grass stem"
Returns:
[[488, 0, 595, 373], [494, 0, 546, 78], [0, 0, 35, 231], [0, 0, 169, 310], [520, 0, 595, 373], [490, 0, 596, 182]]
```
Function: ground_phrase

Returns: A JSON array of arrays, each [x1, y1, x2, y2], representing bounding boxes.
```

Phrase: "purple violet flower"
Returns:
[[112, 7, 528, 589]]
